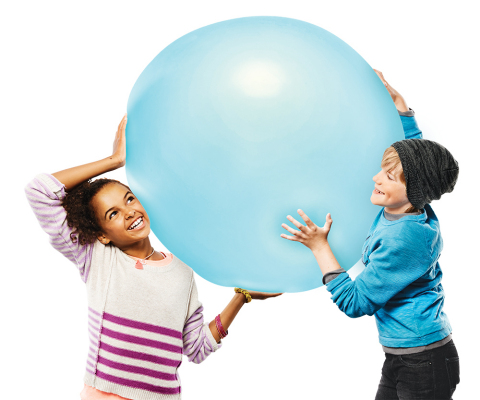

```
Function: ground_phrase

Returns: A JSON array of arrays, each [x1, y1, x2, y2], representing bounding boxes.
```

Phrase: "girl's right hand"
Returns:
[[112, 114, 127, 167]]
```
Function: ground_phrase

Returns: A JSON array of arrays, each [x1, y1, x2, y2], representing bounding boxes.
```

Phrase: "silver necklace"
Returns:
[[144, 248, 155, 260]]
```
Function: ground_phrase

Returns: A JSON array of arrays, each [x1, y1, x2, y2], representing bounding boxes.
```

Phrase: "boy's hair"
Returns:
[[381, 147, 419, 213], [62, 178, 129, 245], [381, 146, 405, 184]]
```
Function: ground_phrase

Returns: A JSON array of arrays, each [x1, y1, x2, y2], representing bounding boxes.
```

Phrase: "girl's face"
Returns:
[[91, 183, 151, 247], [370, 165, 413, 214]]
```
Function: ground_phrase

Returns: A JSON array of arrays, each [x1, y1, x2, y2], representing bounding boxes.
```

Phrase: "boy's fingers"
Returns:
[[324, 213, 333, 229], [280, 233, 300, 242], [373, 69, 388, 86], [286, 215, 305, 230], [297, 209, 316, 229], [281, 223, 304, 237]]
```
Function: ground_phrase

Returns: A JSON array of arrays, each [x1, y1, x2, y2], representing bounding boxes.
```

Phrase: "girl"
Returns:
[[281, 71, 460, 399], [25, 115, 281, 400]]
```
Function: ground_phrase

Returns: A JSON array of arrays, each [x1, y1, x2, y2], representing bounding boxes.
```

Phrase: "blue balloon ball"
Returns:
[[126, 17, 404, 292]]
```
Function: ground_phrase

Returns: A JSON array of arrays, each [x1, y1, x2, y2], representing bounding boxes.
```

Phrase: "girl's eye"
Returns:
[[109, 211, 118, 219], [127, 196, 135, 203]]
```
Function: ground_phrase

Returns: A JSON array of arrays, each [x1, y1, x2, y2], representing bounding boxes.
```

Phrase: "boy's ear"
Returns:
[[97, 234, 110, 245]]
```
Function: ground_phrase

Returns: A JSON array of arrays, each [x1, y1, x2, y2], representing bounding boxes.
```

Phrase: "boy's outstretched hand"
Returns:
[[374, 69, 409, 112], [281, 209, 332, 252]]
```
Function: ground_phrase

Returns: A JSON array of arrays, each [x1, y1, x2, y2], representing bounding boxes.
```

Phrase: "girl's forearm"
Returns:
[[52, 155, 123, 190], [208, 293, 246, 342], [311, 242, 342, 276]]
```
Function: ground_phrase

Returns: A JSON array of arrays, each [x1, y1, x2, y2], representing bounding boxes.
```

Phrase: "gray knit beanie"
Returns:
[[391, 139, 459, 210]]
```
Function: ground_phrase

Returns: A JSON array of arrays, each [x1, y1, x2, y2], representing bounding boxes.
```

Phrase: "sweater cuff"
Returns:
[[205, 324, 221, 351], [322, 268, 346, 285], [398, 108, 415, 117], [36, 173, 64, 191], [35, 173, 66, 197]]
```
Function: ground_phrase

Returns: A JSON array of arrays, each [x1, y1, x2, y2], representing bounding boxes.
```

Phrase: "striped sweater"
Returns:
[[25, 173, 221, 400]]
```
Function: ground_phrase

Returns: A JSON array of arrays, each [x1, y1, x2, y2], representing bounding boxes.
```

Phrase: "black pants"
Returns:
[[375, 339, 460, 400]]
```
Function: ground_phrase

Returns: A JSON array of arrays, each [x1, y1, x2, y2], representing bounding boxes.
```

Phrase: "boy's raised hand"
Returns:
[[281, 209, 332, 252], [374, 69, 409, 112]]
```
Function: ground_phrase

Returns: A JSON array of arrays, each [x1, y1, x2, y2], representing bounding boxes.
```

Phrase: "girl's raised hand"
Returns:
[[112, 114, 127, 167], [281, 209, 332, 252]]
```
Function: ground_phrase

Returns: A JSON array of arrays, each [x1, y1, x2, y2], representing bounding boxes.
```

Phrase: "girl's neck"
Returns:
[[119, 237, 154, 259]]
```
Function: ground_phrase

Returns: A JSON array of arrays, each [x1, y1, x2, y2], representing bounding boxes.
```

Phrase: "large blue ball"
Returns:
[[126, 17, 403, 292]]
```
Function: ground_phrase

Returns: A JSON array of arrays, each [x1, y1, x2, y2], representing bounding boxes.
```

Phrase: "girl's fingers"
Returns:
[[297, 209, 316, 230], [118, 115, 125, 131], [118, 114, 127, 134]]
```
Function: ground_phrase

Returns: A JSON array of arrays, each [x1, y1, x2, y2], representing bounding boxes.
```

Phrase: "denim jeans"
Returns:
[[375, 339, 460, 400]]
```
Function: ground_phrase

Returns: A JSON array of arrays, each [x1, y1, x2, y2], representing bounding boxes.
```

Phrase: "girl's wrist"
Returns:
[[106, 155, 125, 170], [234, 292, 248, 304]]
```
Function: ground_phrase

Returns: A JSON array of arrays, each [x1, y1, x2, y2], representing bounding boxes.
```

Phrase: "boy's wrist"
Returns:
[[310, 239, 329, 254], [394, 96, 409, 113]]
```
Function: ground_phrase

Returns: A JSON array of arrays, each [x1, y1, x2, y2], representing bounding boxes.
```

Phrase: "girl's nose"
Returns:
[[126, 209, 135, 218]]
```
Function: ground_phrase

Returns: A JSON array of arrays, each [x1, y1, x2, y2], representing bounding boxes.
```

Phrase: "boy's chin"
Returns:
[[370, 198, 385, 208]]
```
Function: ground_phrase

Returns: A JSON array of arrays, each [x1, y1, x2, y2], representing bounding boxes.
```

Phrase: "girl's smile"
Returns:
[[92, 182, 151, 248], [128, 216, 145, 231]]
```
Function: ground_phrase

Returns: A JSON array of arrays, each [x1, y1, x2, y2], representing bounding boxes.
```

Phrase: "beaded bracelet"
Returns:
[[215, 314, 228, 338], [234, 287, 252, 303]]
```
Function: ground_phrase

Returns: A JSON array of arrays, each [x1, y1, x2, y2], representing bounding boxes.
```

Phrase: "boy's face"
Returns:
[[371, 165, 413, 214], [91, 183, 151, 248]]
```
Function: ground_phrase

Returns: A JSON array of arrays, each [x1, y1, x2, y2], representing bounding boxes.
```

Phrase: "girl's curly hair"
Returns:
[[62, 178, 128, 245]]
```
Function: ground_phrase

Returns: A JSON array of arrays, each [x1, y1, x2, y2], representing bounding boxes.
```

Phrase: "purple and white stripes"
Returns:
[[183, 306, 220, 364], [86, 307, 101, 375], [25, 174, 93, 282], [86, 307, 184, 395]]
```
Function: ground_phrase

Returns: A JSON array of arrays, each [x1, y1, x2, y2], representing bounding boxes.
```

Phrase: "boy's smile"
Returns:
[[370, 166, 413, 214]]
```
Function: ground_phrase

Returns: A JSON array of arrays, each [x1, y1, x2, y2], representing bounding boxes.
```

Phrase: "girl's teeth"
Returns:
[[129, 217, 142, 230]]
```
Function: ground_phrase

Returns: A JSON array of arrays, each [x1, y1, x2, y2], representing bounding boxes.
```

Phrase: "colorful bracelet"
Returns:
[[215, 314, 228, 339], [234, 287, 252, 303]]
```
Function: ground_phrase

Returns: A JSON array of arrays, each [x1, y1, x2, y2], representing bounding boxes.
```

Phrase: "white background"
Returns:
[[2, 1, 478, 399]]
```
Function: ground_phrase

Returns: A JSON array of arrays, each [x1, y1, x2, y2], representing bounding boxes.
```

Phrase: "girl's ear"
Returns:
[[97, 234, 111, 245]]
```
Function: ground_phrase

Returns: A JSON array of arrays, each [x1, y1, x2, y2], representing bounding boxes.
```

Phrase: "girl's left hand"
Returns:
[[247, 291, 283, 300], [281, 209, 332, 252]]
